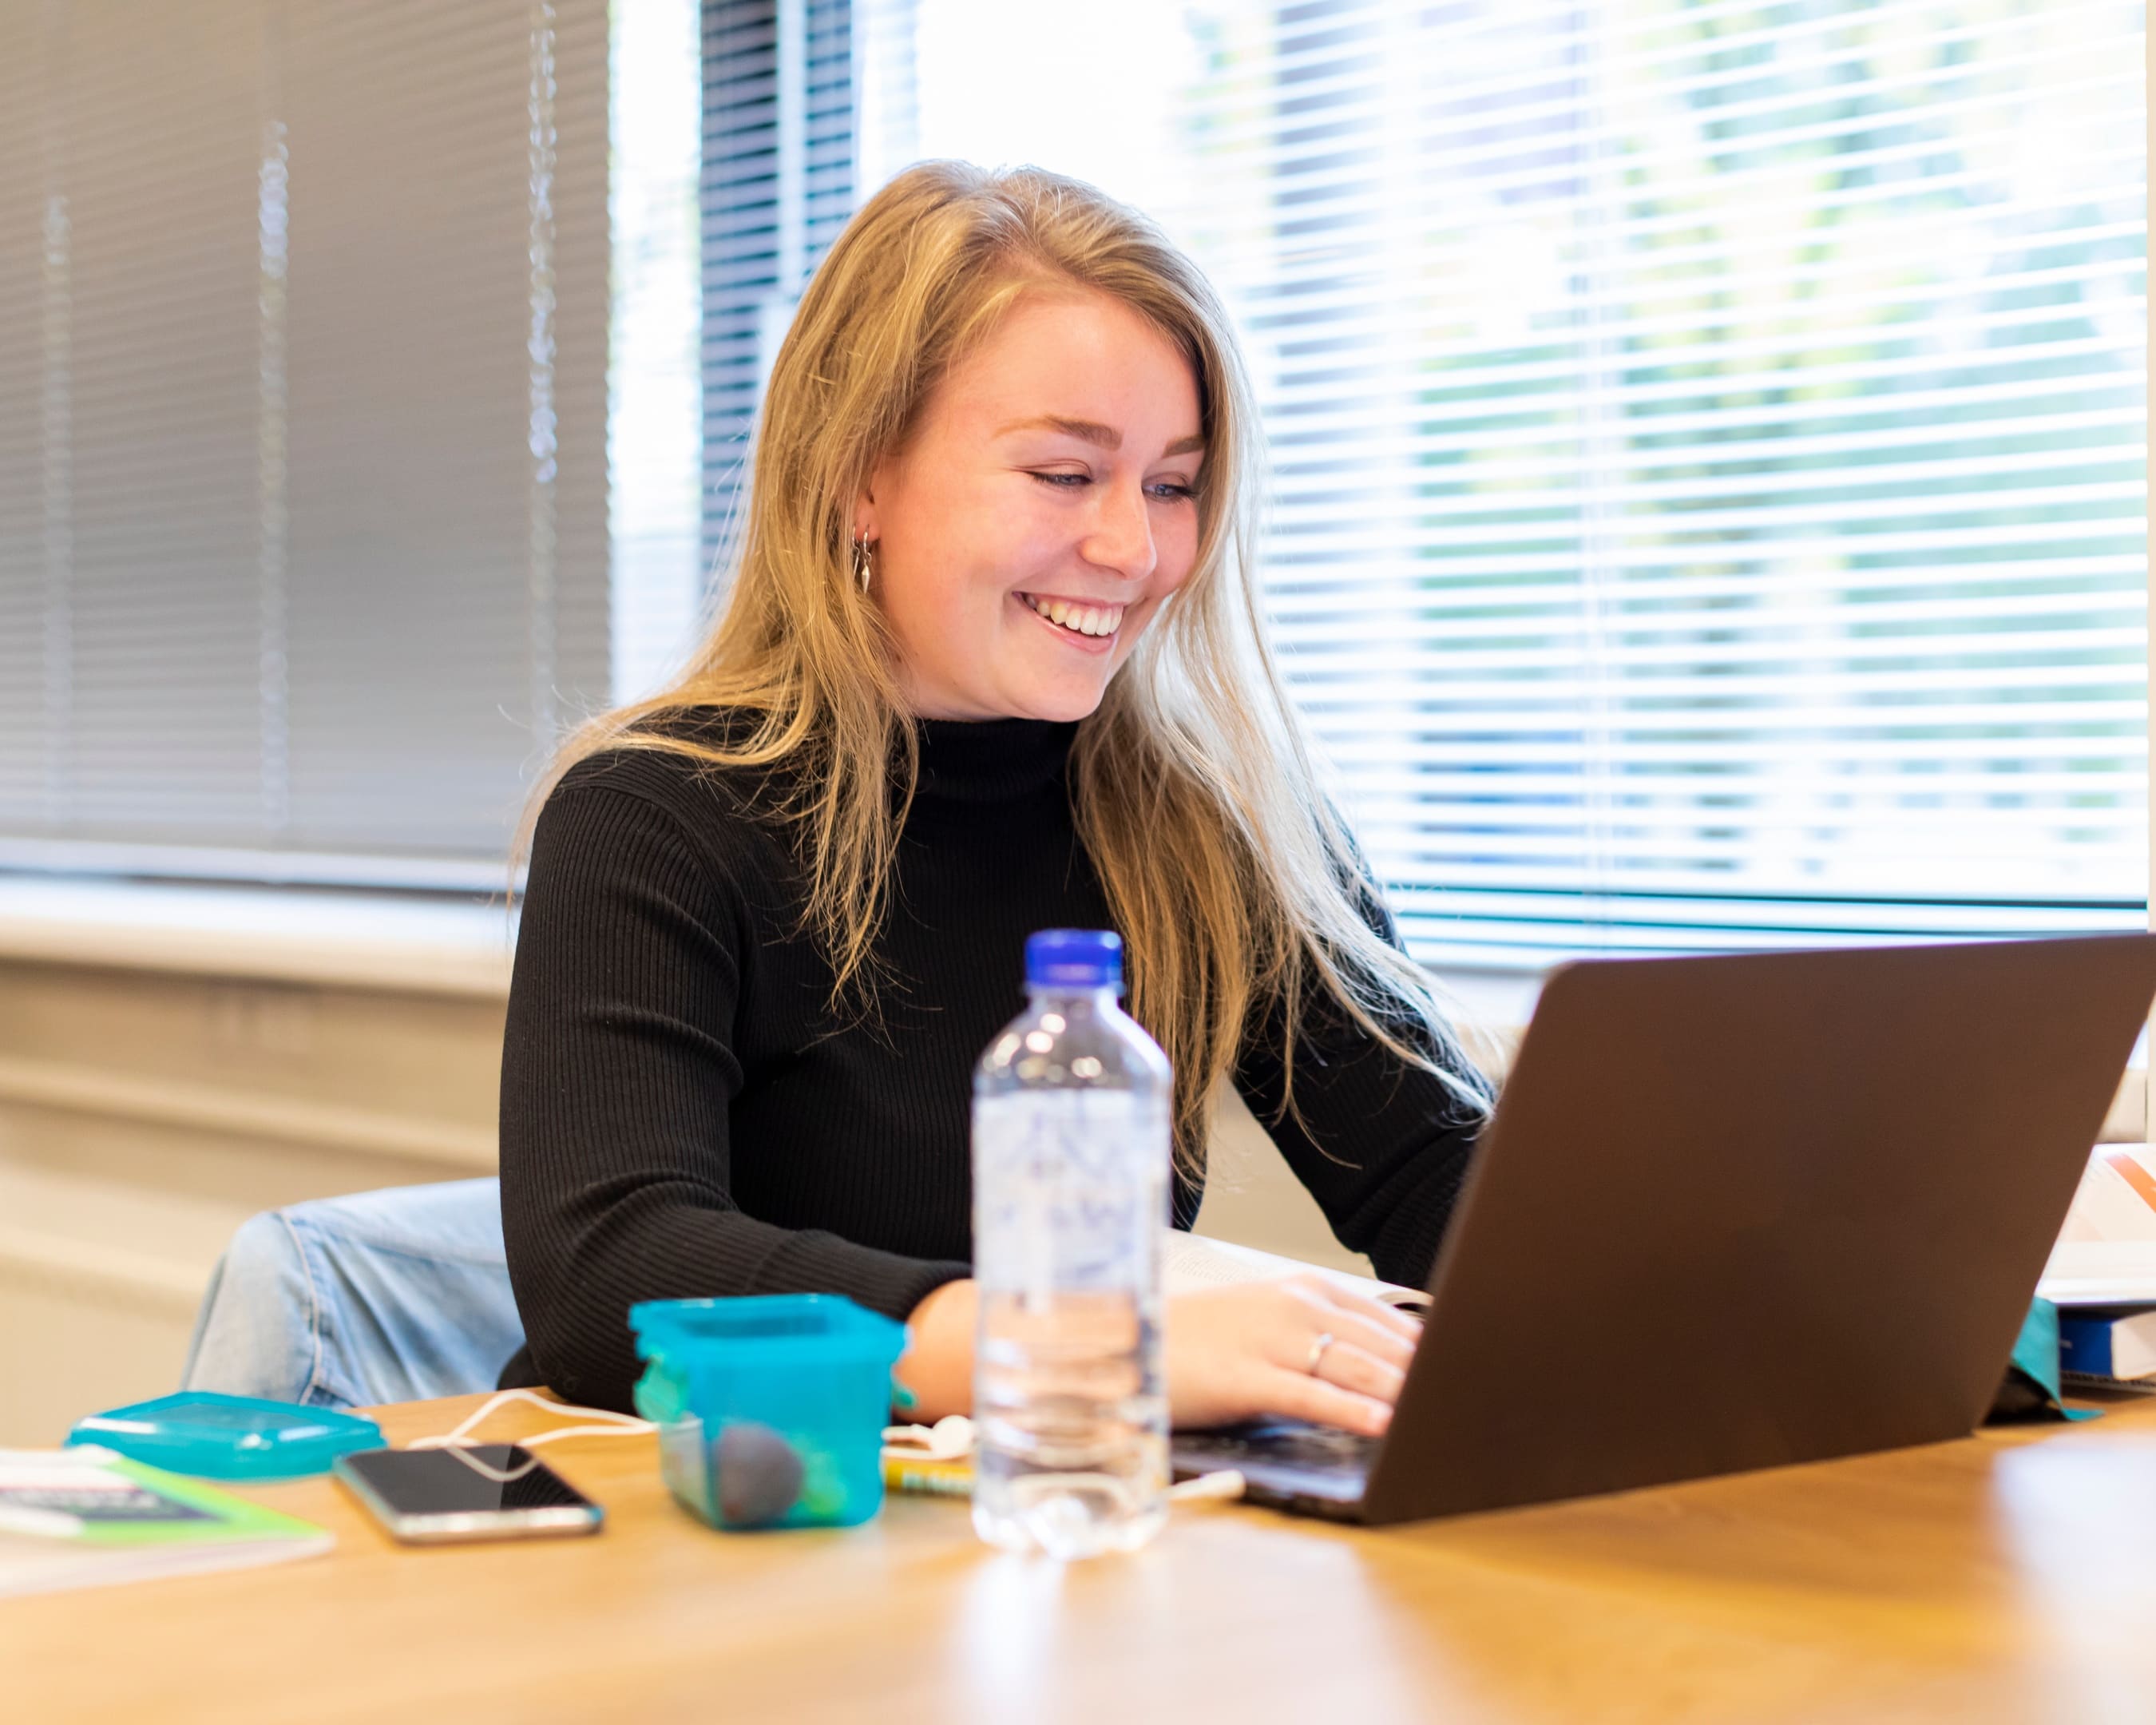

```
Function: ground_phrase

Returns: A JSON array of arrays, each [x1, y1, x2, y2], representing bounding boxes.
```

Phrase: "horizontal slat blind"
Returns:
[[0, 0, 609, 884], [0, 6, 54, 829], [50, 0, 265, 843], [700, 0, 854, 569], [608, 0, 707, 704], [1207, 0, 2148, 964], [895, 0, 2146, 966]]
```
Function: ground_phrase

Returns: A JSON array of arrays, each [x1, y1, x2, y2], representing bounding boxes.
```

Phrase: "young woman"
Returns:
[[497, 161, 1492, 1437]]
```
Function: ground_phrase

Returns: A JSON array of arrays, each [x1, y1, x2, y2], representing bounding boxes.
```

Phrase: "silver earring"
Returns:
[[852, 533, 874, 595]]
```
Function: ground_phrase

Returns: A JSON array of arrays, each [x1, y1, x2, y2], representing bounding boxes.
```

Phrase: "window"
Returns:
[[700, 0, 858, 575], [831, 0, 2150, 968], [6, 0, 2141, 965], [0, 0, 611, 886], [611, 0, 708, 705]]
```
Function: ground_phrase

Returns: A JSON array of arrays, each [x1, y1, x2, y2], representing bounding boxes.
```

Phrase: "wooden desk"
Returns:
[[11, 1392, 2156, 1724]]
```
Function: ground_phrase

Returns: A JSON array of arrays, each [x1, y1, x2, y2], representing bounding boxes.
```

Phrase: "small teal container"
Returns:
[[69, 1391, 386, 1481], [630, 1294, 906, 1531]]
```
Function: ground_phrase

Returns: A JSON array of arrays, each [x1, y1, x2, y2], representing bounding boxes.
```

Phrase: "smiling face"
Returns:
[[855, 288, 1207, 722]]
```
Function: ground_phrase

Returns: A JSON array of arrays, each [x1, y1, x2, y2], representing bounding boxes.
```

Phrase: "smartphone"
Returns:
[[333, 1445, 604, 1545]]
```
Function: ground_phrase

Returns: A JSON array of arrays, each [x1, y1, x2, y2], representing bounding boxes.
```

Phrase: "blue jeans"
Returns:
[[180, 1178, 527, 1410]]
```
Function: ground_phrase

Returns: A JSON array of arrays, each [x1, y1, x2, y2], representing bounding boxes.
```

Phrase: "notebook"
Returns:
[[0, 1445, 332, 1598], [1162, 1230, 1427, 1311]]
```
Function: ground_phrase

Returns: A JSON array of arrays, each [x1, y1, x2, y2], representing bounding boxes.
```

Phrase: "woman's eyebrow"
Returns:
[[995, 414, 1206, 458]]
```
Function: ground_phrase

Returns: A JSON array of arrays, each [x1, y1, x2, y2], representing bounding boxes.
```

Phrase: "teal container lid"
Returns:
[[629, 1295, 906, 1430], [68, 1391, 386, 1481], [629, 1292, 906, 1366]]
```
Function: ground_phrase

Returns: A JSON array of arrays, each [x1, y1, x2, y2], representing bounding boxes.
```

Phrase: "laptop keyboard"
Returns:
[[1173, 1418, 1379, 1481]]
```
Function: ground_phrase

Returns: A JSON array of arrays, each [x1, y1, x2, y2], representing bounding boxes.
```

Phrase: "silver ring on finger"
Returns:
[[1303, 1331, 1335, 1376]]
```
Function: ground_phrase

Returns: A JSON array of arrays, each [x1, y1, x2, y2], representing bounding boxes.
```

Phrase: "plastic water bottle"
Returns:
[[971, 928, 1171, 1558]]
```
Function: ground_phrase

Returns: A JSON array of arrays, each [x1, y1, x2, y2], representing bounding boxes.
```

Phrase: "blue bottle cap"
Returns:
[[1025, 928, 1123, 989], [68, 1391, 386, 1481]]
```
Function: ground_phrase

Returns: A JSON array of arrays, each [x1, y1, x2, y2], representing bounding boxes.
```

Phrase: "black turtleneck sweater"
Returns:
[[497, 717, 1484, 1410]]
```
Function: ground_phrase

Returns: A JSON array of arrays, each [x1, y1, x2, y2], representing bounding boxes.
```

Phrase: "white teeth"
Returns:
[[1024, 593, 1123, 637]]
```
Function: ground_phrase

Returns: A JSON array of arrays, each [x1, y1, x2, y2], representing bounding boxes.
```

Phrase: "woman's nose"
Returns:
[[1078, 479, 1158, 583]]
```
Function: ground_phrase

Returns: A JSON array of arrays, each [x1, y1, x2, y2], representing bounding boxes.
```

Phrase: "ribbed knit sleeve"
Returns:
[[499, 776, 971, 1412], [1231, 895, 1488, 1292]]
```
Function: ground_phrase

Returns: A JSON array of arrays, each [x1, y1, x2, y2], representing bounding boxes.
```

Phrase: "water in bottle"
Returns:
[[971, 928, 1171, 1559]]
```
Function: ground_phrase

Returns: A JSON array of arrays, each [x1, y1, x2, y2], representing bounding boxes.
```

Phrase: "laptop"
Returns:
[[1171, 935, 2156, 1525]]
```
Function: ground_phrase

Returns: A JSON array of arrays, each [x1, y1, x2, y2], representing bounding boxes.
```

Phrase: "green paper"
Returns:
[[66, 1454, 329, 1546], [0, 1447, 327, 1547]]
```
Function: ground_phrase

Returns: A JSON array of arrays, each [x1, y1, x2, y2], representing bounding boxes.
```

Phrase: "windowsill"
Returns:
[[0, 874, 1556, 1014], [0, 873, 2135, 1140], [1431, 966, 1544, 1033], [0, 874, 517, 998]]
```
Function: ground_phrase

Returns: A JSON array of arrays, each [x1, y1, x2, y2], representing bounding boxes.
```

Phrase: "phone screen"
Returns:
[[338, 1445, 599, 1519]]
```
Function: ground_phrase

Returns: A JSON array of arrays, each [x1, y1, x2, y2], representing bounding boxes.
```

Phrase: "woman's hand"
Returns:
[[894, 1277, 978, 1421], [899, 1273, 1421, 1438], [1164, 1276, 1421, 1438]]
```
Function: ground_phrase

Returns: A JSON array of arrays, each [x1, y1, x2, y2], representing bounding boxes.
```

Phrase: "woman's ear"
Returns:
[[851, 476, 879, 545]]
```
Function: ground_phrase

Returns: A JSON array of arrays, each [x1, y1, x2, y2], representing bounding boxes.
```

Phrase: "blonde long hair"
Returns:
[[533, 161, 1490, 1169]]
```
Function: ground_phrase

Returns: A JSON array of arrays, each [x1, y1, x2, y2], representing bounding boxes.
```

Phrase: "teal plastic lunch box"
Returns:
[[68, 1391, 386, 1480], [628, 1294, 906, 1531]]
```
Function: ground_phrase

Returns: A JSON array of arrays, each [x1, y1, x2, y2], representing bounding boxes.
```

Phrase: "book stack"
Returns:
[[2058, 1307, 2156, 1388], [2039, 1144, 2156, 1394]]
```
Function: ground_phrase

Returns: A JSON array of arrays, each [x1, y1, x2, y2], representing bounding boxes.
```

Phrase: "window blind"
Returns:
[[0, 0, 610, 886], [700, 0, 855, 568], [879, 0, 2147, 968], [1205, 0, 2148, 966]]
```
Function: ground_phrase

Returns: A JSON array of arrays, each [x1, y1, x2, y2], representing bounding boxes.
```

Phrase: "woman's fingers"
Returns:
[[1293, 1275, 1424, 1345], [1276, 1279, 1418, 1372], [1254, 1365, 1395, 1439], [1312, 1338, 1406, 1406], [1159, 1277, 1426, 1437], [1314, 1307, 1417, 1374]]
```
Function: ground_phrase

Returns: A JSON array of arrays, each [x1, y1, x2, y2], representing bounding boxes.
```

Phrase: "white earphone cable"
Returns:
[[402, 1388, 655, 1484]]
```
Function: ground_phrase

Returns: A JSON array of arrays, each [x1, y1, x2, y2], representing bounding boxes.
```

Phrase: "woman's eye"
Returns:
[[1027, 470, 1193, 500]]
